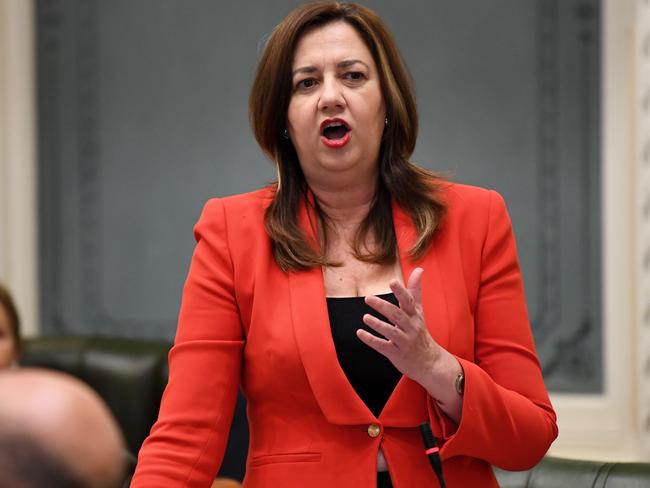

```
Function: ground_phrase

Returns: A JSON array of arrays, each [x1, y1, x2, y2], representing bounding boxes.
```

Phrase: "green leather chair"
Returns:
[[495, 456, 650, 487], [20, 335, 171, 457], [19, 335, 249, 483]]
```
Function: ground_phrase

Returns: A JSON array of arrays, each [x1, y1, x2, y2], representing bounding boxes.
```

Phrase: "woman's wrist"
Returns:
[[420, 350, 464, 423]]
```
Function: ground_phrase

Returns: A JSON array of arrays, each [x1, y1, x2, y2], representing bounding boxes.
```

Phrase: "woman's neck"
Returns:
[[308, 177, 377, 229]]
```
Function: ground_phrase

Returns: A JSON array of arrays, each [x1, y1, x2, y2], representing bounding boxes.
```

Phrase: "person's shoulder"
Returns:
[[201, 186, 274, 217], [437, 181, 508, 232], [440, 181, 506, 211], [221, 186, 275, 204], [192, 187, 274, 242], [441, 181, 492, 206]]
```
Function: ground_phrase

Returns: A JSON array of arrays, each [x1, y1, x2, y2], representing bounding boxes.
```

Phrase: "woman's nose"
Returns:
[[317, 77, 345, 112]]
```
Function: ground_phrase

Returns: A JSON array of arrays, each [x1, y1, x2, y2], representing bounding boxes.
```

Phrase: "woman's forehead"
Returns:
[[292, 21, 374, 70]]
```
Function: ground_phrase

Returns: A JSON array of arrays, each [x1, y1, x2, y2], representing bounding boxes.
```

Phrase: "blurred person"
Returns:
[[0, 283, 21, 369], [211, 479, 242, 488], [0, 369, 127, 488], [132, 2, 557, 487]]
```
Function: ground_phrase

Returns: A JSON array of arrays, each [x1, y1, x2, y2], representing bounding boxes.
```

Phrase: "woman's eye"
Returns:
[[296, 78, 317, 90], [345, 71, 365, 82]]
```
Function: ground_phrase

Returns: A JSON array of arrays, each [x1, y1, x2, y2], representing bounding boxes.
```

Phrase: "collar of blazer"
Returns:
[[288, 190, 451, 427]]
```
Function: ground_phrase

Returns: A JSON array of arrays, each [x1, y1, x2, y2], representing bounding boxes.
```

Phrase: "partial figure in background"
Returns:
[[211, 479, 243, 488], [0, 369, 127, 488], [0, 283, 21, 369]]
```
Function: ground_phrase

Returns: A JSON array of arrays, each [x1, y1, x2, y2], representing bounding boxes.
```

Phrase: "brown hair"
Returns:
[[249, 1, 446, 271], [0, 284, 21, 357]]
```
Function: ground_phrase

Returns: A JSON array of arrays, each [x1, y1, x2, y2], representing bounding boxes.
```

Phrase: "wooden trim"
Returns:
[[635, 0, 650, 460]]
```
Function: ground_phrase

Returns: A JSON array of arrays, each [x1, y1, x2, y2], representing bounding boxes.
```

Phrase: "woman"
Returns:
[[0, 284, 21, 369], [132, 2, 557, 487]]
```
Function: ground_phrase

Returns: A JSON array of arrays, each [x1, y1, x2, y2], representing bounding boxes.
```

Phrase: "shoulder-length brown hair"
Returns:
[[0, 283, 22, 358], [249, 1, 446, 272]]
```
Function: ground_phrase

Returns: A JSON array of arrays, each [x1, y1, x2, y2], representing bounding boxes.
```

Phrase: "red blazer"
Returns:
[[131, 182, 557, 488]]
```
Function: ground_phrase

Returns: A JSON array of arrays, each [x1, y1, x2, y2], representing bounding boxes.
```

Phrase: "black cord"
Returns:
[[419, 422, 447, 488]]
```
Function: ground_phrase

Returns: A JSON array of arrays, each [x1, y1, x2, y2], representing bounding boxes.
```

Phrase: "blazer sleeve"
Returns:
[[431, 190, 558, 470], [131, 198, 245, 487]]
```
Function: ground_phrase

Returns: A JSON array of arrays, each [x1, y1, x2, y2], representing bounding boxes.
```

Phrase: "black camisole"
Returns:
[[326, 293, 402, 417]]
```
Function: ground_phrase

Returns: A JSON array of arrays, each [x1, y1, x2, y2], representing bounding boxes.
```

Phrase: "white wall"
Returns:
[[0, 0, 38, 337]]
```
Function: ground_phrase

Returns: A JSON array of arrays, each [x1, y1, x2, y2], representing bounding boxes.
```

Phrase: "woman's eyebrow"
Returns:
[[337, 59, 369, 69], [292, 66, 318, 76], [292, 59, 370, 76]]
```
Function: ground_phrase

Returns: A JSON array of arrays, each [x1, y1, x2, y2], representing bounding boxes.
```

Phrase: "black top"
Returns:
[[326, 293, 402, 417]]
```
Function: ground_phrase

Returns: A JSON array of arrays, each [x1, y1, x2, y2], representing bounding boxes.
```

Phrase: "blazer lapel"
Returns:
[[390, 199, 451, 352], [379, 200, 451, 425], [290, 193, 375, 425], [289, 193, 450, 426]]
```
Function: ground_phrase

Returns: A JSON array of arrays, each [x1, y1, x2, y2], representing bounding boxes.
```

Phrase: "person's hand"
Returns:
[[357, 267, 443, 386]]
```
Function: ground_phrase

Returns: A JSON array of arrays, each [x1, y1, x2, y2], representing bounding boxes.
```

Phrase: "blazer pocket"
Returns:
[[249, 451, 322, 468]]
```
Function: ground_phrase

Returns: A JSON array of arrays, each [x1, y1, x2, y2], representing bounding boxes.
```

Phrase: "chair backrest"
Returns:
[[20, 335, 171, 456], [495, 457, 650, 488]]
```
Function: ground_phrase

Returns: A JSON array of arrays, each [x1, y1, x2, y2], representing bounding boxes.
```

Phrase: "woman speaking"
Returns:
[[132, 2, 557, 487]]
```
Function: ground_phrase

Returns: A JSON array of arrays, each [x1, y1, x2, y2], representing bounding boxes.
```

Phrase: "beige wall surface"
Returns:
[[0, 0, 38, 337]]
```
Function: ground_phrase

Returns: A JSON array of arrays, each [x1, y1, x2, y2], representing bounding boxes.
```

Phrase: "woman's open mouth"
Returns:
[[320, 118, 352, 148]]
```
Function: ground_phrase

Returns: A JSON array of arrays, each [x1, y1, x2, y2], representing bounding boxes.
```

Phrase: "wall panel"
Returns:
[[37, 0, 602, 393]]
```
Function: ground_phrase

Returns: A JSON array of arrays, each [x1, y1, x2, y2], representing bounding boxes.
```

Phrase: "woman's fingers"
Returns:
[[406, 267, 424, 306], [363, 268, 425, 338], [389, 279, 416, 315], [358, 269, 441, 382], [356, 329, 394, 357], [364, 295, 411, 330], [362, 314, 406, 345]]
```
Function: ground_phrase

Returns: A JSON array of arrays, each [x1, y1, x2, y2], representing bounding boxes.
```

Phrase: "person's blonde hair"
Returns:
[[249, 1, 446, 271]]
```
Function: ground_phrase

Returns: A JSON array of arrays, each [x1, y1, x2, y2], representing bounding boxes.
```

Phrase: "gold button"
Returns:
[[367, 423, 381, 438]]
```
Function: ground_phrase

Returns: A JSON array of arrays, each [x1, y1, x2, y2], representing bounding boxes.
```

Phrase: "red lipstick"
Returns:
[[320, 118, 352, 149]]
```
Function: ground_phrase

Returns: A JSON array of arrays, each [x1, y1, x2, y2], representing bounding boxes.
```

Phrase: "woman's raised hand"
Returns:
[[357, 267, 443, 386]]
